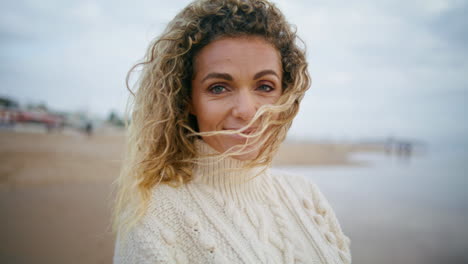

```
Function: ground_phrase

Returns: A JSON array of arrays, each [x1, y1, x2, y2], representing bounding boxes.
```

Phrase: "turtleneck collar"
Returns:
[[191, 140, 275, 206]]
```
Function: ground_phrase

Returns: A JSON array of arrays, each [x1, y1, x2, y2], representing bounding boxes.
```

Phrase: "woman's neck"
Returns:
[[191, 140, 274, 206]]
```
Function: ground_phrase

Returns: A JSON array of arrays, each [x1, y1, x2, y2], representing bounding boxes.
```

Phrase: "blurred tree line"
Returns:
[[107, 111, 124, 127]]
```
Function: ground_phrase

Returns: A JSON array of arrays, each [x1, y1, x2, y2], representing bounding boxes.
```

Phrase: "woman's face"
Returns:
[[191, 36, 282, 160]]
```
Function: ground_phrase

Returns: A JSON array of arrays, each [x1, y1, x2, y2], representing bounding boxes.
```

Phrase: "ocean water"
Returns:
[[274, 142, 468, 264]]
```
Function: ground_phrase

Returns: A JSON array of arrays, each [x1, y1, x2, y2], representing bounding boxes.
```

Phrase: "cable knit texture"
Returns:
[[113, 141, 352, 264]]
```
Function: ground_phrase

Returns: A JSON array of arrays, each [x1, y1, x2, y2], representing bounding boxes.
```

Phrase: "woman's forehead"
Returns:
[[192, 36, 282, 80]]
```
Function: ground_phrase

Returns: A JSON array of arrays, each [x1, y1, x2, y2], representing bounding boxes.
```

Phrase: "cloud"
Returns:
[[275, 0, 468, 141]]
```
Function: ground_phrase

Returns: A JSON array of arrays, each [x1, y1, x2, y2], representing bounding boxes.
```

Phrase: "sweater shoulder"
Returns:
[[144, 183, 198, 235], [114, 184, 198, 264], [148, 183, 188, 216], [269, 168, 352, 263], [270, 168, 331, 217], [269, 168, 317, 195], [269, 168, 335, 207]]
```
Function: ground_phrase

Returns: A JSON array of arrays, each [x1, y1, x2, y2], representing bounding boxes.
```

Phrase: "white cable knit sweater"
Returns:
[[113, 141, 352, 264]]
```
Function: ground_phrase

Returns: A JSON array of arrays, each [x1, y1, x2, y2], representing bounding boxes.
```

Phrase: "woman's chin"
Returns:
[[202, 136, 260, 160]]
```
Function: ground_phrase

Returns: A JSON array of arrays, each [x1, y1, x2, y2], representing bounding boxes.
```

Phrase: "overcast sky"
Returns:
[[1, 0, 467, 144]]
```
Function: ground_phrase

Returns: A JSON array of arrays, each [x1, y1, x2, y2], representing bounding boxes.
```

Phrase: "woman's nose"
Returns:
[[232, 90, 257, 121]]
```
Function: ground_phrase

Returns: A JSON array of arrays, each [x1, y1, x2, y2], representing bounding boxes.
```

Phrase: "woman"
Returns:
[[112, 0, 351, 263]]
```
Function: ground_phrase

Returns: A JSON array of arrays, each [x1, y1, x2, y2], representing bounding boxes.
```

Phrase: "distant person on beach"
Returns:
[[112, 0, 351, 263], [85, 121, 93, 137]]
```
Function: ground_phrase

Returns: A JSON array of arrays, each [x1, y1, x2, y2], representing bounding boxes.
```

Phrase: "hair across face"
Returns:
[[191, 36, 283, 160]]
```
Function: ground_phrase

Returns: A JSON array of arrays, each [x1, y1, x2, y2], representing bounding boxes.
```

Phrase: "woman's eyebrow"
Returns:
[[201, 72, 233, 83], [253, 69, 280, 80]]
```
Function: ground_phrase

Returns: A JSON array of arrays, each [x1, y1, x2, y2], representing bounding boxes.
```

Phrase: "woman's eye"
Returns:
[[257, 84, 274, 92], [209, 85, 227, 94]]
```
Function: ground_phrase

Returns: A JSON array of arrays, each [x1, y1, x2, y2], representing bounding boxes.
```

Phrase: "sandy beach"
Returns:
[[0, 130, 122, 264]]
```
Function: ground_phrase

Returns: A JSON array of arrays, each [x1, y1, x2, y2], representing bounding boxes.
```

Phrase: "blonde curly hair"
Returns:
[[112, 0, 311, 237]]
